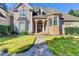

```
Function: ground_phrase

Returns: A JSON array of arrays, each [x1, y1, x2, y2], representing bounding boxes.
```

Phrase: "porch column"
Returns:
[[35, 20, 37, 33], [62, 25, 65, 35], [46, 20, 48, 33], [42, 20, 45, 32]]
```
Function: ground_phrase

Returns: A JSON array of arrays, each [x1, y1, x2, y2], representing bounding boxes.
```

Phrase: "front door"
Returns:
[[37, 23, 42, 33], [37, 21, 43, 33]]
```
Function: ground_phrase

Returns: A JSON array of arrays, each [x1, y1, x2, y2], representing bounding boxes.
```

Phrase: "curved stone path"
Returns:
[[0, 36, 53, 56]]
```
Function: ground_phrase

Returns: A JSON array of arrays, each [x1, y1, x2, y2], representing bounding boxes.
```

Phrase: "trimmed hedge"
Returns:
[[65, 27, 79, 35]]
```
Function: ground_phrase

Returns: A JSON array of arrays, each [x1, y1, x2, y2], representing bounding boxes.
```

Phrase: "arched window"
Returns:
[[49, 18, 52, 26], [54, 17, 58, 25]]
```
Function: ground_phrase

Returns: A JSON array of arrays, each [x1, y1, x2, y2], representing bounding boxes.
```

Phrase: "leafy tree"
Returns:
[[68, 9, 79, 17], [69, 9, 74, 15]]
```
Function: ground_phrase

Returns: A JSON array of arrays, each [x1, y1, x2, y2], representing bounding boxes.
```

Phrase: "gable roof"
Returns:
[[63, 14, 79, 22], [14, 3, 32, 9]]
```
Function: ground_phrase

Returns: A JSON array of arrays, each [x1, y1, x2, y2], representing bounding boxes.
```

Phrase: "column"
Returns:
[[46, 20, 48, 32], [42, 20, 45, 32], [62, 25, 65, 35], [35, 20, 37, 33]]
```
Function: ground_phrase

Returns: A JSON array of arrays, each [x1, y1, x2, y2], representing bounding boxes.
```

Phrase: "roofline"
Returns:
[[0, 7, 9, 13], [33, 17, 47, 19], [14, 3, 33, 10], [14, 3, 22, 9], [47, 13, 62, 16]]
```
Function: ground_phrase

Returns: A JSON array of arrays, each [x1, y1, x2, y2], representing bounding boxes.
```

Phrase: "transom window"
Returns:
[[19, 10, 26, 17], [54, 17, 58, 25], [49, 18, 52, 26]]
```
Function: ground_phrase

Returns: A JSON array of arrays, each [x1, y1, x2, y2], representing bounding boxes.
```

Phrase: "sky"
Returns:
[[6, 3, 79, 13]]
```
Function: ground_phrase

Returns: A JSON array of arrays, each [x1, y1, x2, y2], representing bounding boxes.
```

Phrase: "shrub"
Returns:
[[7, 25, 14, 35], [65, 27, 79, 35], [1, 48, 8, 53], [19, 32, 29, 35], [0, 25, 9, 36]]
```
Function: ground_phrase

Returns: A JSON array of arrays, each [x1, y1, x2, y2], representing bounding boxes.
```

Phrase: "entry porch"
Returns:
[[33, 19, 48, 34]]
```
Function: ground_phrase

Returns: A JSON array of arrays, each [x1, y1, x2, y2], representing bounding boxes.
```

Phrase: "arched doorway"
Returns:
[[37, 20, 43, 33]]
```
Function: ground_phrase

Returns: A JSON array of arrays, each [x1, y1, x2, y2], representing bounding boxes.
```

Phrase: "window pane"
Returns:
[[19, 10, 26, 17], [54, 17, 57, 25], [49, 18, 52, 26]]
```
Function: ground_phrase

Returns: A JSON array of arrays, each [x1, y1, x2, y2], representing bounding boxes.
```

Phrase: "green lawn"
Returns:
[[0, 35, 35, 54], [0, 36, 14, 42], [44, 36, 79, 56]]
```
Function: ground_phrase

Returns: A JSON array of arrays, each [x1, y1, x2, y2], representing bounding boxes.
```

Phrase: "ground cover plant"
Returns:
[[44, 36, 79, 56], [0, 36, 14, 42], [0, 36, 35, 54]]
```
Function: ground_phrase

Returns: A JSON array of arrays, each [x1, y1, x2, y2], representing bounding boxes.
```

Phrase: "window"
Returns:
[[54, 17, 58, 25], [49, 18, 52, 26], [25, 23, 28, 32], [60, 18, 63, 25], [19, 10, 26, 17], [19, 21, 25, 31]]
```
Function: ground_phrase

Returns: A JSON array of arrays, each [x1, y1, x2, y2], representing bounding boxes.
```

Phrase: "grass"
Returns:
[[0, 35, 35, 54], [44, 36, 79, 56], [0, 36, 14, 42]]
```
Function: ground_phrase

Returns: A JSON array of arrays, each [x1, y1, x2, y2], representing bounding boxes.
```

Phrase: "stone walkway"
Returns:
[[14, 36, 53, 56]]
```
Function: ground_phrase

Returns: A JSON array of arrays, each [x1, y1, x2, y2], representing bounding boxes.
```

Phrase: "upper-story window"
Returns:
[[54, 17, 58, 25], [19, 10, 26, 17], [49, 18, 52, 26]]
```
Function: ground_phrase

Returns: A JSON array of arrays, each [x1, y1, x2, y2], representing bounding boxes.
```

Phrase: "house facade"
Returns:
[[12, 3, 64, 35], [0, 3, 79, 35]]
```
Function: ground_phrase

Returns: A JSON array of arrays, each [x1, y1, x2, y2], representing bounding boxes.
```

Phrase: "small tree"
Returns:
[[68, 9, 74, 15]]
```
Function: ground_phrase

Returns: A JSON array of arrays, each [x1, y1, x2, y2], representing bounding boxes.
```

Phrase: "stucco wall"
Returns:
[[47, 14, 60, 35], [13, 4, 32, 33], [0, 17, 10, 26], [64, 22, 79, 27]]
